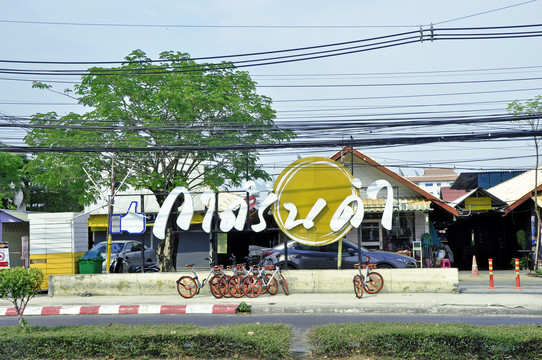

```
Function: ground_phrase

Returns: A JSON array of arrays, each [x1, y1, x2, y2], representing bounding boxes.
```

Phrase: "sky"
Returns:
[[1, 0, 542, 179]]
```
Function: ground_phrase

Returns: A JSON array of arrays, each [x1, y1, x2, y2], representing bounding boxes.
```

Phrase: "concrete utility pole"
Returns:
[[105, 162, 116, 273]]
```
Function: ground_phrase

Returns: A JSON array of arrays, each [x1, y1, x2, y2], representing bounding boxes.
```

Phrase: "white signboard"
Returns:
[[21, 236, 29, 267], [0, 242, 10, 268], [110, 201, 146, 235]]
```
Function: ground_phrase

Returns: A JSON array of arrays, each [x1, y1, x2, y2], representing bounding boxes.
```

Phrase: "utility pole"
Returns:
[[105, 162, 116, 273]]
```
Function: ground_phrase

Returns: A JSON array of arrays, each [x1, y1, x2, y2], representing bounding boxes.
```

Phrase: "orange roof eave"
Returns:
[[330, 147, 459, 216], [504, 184, 542, 214]]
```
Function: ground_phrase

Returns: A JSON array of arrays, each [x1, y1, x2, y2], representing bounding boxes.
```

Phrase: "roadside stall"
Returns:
[[28, 212, 89, 289]]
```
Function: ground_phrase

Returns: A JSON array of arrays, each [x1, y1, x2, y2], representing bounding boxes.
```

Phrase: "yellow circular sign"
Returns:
[[272, 157, 359, 246]]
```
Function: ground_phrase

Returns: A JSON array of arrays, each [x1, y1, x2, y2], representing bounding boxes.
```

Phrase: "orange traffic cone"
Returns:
[[515, 258, 522, 289], [471, 255, 480, 277], [488, 258, 495, 289]]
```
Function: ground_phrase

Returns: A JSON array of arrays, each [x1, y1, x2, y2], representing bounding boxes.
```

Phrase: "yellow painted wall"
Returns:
[[29, 252, 85, 289]]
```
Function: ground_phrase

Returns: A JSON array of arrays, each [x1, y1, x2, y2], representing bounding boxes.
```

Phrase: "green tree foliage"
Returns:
[[0, 267, 44, 329], [508, 95, 542, 270], [23, 159, 85, 212], [25, 50, 295, 271], [0, 152, 25, 209], [0, 150, 82, 211]]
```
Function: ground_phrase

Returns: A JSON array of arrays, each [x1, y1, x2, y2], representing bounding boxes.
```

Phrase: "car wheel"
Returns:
[[376, 264, 394, 269], [277, 262, 297, 270]]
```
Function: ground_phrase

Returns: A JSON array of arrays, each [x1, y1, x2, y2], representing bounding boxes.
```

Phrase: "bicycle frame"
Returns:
[[176, 263, 224, 298], [257, 258, 289, 295], [353, 256, 383, 298], [187, 266, 218, 293]]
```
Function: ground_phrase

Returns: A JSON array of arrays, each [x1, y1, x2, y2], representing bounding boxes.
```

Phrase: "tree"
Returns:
[[0, 267, 44, 329], [0, 150, 83, 211], [0, 151, 25, 209], [23, 157, 86, 212], [508, 95, 542, 270], [26, 50, 295, 271]]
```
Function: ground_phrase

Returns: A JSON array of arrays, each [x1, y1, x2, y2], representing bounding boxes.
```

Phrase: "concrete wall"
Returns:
[[49, 268, 459, 296]]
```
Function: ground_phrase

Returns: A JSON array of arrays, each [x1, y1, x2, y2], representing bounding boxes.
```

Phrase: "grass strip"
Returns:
[[0, 323, 292, 359], [307, 322, 542, 359]]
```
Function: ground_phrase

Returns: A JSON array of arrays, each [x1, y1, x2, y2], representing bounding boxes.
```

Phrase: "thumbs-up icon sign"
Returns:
[[110, 201, 146, 234]]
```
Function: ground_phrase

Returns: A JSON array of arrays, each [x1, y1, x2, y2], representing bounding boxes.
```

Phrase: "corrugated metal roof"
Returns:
[[487, 168, 542, 205], [0, 210, 29, 222], [362, 197, 431, 212]]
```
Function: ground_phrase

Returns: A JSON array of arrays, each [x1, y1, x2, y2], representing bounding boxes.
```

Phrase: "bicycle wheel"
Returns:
[[364, 272, 384, 294], [242, 275, 262, 298], [353, 275, 363, 298], [265, 273, 278, 295], [260, 274, 268, 295], [210, 275, 223, 298], [177, 276, 197, 299], [228, 275, 245, 298], [219, 275, 232, 298], [279, 274, 289, 295]]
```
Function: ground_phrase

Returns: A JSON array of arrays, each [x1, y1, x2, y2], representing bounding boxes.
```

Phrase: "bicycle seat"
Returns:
[[186, 264, 195, 268], [213, 265, 223, 271]]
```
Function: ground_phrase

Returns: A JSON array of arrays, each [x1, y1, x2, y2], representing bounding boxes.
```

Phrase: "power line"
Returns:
[[272, 87, 542, 103], [434, 0, 538, 25], [2, 129, 541, 153], [0, 24, 540, 74], [0, 1, 536, 30]]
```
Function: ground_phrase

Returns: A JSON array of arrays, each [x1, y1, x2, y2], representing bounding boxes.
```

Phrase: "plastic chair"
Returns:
[[441, 259, 451, 268]]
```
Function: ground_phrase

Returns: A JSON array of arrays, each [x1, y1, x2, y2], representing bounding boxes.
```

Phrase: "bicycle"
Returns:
[[256, 261, 289, 295], [176, 260, 225, 299], [228, 262, 253, 298], [353, 257, 384, 299], [241, 264, 263, 298], [217, 254, 239, 298], [226, 255, 262, 298]]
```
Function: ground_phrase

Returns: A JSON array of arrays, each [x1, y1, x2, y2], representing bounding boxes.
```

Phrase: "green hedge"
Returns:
[[0, 323, 292, 359], [307, 322, 542, 359]]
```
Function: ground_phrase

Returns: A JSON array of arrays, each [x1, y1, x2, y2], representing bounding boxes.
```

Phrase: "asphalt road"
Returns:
[[2, 313, 541, 328]]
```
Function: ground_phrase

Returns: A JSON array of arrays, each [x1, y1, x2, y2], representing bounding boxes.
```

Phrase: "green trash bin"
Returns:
[[78, 251, 105, 274]]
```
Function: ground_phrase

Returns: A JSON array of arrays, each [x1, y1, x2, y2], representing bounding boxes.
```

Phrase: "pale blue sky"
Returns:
[[1, 0, 542, 177]]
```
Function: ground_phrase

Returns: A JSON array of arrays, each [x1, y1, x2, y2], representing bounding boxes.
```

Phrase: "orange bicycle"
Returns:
[[176, 261, 224, 299], [353, 257, 383, 298]]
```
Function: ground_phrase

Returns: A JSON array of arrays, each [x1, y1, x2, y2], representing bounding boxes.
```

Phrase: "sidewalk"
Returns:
[[1, 270, 541, 317]]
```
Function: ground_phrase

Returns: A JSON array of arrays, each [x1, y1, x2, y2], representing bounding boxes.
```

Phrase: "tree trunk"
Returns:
[[153, 189, 181, 272], [156, 225, 178, 272]]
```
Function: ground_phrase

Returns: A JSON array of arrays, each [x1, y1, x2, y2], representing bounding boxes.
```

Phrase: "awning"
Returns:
[[363, 197, 431, 213], [88, 213, 205, 231]]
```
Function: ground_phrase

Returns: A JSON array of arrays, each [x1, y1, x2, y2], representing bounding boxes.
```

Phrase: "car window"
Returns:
[[342, 244, 356, 254], [95, 244, 106, 254], [111, 243, 123, 253], [320, 243, 338, 253], [292, 242, 317, 251], [124, 243, 134, 252]]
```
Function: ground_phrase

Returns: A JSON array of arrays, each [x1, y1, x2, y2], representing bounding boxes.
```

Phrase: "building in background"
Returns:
[[406, 168, 459, 198]]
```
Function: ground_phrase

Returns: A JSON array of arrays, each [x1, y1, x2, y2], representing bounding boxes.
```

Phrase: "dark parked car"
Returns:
[[260, 240, 417, 269], [90, 240, 157, 272]]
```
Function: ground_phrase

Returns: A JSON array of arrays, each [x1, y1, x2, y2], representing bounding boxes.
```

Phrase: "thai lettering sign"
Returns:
[[151, 156, 394, 247]]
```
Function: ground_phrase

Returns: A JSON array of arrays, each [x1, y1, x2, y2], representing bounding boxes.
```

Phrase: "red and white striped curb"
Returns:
[[0, 304, 238, 316]]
